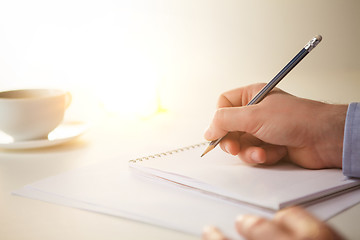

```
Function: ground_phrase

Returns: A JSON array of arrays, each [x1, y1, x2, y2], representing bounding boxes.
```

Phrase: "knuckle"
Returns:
[[217, 93, 232, 108], [246, 106, 258, 119]]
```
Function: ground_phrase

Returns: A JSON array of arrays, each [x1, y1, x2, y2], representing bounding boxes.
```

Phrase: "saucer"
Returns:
[[0, 121, 89, 149]]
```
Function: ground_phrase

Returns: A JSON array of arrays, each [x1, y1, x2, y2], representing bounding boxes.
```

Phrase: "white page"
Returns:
[[13, 158, 360, 240], [13, 160, 273, 240], [130, 144, 360, 210]]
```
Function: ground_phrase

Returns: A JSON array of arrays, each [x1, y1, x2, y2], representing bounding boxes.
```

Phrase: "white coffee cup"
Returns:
[[0, 89, 72, 141]]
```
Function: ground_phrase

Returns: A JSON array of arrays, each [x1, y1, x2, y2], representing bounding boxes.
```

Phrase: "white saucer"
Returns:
[[0, 121, 89, 149]]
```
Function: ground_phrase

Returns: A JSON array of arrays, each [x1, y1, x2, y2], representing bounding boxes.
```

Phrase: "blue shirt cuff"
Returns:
[[343, 102, 360, 178]]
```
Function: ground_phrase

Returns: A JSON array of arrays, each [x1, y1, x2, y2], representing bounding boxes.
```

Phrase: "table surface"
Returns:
[[1, 109, 360, 240]]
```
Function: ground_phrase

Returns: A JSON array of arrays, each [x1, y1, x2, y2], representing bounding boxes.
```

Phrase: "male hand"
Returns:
[[204, 83, 347, 169]]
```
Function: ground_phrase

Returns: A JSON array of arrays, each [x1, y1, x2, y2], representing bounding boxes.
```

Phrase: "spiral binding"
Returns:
[[129, 142, 208, 163]]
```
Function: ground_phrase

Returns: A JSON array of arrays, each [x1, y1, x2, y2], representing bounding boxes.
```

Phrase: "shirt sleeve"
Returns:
[[343, 102, 360, 178]]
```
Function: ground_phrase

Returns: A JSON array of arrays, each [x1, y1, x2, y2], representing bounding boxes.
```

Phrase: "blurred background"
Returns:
[[0, 0, 359, 119], [1, 2, 360, 239]]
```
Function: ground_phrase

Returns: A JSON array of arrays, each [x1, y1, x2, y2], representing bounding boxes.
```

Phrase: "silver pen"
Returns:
[[201, 35, 322, 157]]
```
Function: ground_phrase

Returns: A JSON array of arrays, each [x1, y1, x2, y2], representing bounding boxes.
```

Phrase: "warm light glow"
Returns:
[[0, 1, 169, 119], [95, 53, 164, 118]]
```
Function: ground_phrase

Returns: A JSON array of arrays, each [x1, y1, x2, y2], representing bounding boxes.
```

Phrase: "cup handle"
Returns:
[[65, 92, 72, 109]]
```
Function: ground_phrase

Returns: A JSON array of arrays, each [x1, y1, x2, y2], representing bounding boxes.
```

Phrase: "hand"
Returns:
[[202, 206, 344, 240], [204, 83, 347, 169]]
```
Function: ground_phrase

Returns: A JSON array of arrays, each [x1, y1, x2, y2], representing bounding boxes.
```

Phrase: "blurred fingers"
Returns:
[[274, 207, 344, 240], [202, 226, 228, 240], [235, 215, 290, 240]]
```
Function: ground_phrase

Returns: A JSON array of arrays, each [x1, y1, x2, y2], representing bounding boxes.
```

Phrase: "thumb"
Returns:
[[204, 106, 262, 141]]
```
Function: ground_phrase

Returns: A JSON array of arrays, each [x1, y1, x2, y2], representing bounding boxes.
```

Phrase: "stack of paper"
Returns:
[[14, 144, 360, 239]]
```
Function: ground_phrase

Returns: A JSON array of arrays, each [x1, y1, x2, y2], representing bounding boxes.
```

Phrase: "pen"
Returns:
[[201, 35, 322, 157]]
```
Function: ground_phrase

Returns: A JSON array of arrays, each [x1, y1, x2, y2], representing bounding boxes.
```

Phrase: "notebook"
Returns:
[[129, 142, 360, 211]]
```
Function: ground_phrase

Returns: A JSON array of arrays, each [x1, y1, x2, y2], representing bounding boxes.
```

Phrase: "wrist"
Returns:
[[316, 103, 347, 168]]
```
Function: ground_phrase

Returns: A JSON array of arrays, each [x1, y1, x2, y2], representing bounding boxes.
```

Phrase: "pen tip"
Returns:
[[201, 145, 215, 157]]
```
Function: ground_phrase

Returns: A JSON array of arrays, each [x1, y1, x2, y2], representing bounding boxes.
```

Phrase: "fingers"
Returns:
[[235, 207, 344, 240], [219, 133, 287, 165], [202, 226, 228, 240], [206, 83, 290, 142], [204, 106, 262, 141], [235, 215, 289, 240], [274, 207, 344, 240], [218, 132, 242, 155], [204, 207, 343, 240], [205, 84, 272, 141], [240, 144, 287, 165]]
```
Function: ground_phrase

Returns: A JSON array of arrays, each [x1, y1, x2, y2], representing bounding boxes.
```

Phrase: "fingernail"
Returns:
[[225, 145, 231, 154], [250, 151, 264, 163], [202, 226, 224, 240]]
